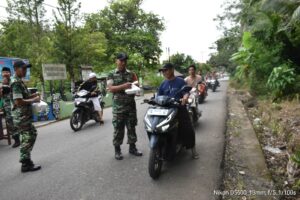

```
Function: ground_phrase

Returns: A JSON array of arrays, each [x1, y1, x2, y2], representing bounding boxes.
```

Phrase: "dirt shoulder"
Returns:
[[222, 88, 276, 200]]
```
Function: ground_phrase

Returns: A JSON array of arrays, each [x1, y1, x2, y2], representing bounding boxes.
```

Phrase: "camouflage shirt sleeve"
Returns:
[[11, 82, 23, 100], [107, 71, 114, 86]]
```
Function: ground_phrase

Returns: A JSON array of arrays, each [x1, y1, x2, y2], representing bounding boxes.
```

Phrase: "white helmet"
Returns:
[[89, 72, 97, 79]]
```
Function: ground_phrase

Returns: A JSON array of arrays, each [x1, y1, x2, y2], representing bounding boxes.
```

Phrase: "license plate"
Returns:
[[148, 109, 168, 116]]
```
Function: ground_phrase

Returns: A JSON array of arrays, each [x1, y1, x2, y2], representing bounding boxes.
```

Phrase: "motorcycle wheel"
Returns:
[[212, 85, 216, 92], [148, 147, 162, 180], [70, 110, 83, 132], [198, 95, 205, 104], [192, 108, 199, 122]]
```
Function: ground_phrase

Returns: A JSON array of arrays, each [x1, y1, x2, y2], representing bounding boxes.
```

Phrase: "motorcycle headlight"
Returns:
[[156, 111, 174, 128], [161, 124, 170, 132], [188, 98, 193, 104]]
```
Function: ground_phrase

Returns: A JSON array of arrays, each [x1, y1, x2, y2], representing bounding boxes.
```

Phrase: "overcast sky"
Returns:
[[0, 0, 226, 62]]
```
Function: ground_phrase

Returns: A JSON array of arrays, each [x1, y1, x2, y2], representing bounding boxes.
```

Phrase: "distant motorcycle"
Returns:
[[206, 79, 219, 92], [70, 90, 105, 132]]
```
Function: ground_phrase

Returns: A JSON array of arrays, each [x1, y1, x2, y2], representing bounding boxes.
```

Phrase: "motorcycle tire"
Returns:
[[148, 147, 162, 180], [198, 95, 205, 104], [192, 108, 199, 123], [212, 85, 217, 92], [70, 110, 83, 132]]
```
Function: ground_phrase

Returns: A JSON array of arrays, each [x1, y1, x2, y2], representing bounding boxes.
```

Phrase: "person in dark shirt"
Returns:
[[158, 63, 199, 159], [78, 73, 104, 125]]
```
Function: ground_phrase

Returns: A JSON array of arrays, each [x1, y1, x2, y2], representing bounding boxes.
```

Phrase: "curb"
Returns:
[[222, 88, 274, 199]]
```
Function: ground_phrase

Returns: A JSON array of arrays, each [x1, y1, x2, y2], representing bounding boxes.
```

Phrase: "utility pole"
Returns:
[[166, 47, 170, 62], [200, 51, 205, 63]]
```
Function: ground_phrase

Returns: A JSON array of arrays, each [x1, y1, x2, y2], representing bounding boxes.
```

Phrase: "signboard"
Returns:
[[42, 64, 67, 80], [81, 65, 93, 81], [0, 57, 31, 81]]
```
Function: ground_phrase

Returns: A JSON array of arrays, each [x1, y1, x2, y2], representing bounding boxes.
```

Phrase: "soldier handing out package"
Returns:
[[12, 60, 41, 173], [107, 53, 143, 160], [1, 67, 20, 148]]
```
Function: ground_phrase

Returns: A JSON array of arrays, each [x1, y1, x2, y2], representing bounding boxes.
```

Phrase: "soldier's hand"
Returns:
[[122, 82, 132, 90], [34, 96, 41, 103]]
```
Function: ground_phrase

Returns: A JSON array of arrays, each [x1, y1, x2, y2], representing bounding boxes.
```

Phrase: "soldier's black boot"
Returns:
[[114, 146, 123, 160], [12, 135, 20, 148], [21, 159, 41, 173], [129, 144, 143, 156]]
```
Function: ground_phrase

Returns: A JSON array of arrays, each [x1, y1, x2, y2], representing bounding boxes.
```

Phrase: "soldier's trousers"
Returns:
[[5, 116, 18, 138], [19, 124, 37, 163], [112, 111, 137, 146]]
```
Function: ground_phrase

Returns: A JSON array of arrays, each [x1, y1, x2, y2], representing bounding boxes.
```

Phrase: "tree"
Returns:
[[84, 0, 165, 69], [53, 0, 82, 83], [4, 0, 51, 94], [167, 53, 196, 74]]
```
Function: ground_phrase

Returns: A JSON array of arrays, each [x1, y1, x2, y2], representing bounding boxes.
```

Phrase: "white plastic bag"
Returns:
[[125, 83, 141, 95], [32, 100, 48, 115]]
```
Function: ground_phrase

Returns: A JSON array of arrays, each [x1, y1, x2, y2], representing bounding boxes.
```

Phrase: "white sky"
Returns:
[[0, 0, 226, 62]]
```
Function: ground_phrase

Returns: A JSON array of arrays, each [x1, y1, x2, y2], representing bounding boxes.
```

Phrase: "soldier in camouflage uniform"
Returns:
[[107, 53, 143, 160], [11, 60, 41, 172], [1, 67, 20, 148]]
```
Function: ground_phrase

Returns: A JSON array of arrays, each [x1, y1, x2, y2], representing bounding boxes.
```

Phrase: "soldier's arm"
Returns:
[[106, 75, 131, 93], [12, 82, 40, 107]]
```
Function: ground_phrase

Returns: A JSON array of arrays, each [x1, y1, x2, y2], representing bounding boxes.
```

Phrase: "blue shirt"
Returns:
[[158, 77, 187, 99]]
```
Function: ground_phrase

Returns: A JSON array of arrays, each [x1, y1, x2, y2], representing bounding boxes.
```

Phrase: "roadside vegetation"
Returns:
[[212, 0, 300, 196]]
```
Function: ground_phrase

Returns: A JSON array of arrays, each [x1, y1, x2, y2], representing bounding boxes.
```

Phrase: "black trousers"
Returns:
[[177, 107, 196, 149]]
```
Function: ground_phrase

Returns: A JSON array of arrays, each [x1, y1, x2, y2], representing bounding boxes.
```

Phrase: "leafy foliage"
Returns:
[[267, 64, 296, 98], [213, 0, 300, 99]]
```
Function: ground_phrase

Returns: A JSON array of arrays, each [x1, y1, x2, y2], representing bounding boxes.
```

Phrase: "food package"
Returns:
[[125, 83, 141, 95], [32, 100, 48, 115]]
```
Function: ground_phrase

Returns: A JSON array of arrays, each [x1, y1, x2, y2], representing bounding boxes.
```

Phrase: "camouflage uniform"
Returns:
[[2, 80, 18, 138], [11, 76, 37, 163], [107, 69, 138, 146]]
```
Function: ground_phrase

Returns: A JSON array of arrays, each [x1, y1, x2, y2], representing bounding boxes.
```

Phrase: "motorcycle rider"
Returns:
[[212, 71, 220, 87], [78, 73, 104, 125], [185, 64, 202, 88], [158, 63, 199, 159], [184, 64, 202, 107]]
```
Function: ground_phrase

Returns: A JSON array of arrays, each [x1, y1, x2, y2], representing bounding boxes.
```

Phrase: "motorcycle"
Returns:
[[197, 81, 207, 104], [187, 88, 202, 124], [70, 90, 105, 132], [143, 86, 192, 179], [206, 79, 218, 92]]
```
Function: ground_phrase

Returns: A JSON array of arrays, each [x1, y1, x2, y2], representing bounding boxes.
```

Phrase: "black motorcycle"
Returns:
[[143, 86, 192, 179], [70, 90, 105, 132], [206, 79, 220, 92]]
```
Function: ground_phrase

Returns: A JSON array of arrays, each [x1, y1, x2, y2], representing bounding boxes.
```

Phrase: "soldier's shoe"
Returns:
[[115, 146, 123, 160], [12, 136, 20, 148], [129, 144, 143, 156], [21, 160, 41, 173]]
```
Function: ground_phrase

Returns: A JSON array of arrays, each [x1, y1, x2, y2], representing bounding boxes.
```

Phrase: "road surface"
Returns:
[[0, 81, 228, 200]]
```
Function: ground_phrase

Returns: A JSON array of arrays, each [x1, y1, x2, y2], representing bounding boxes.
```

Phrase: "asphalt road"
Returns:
[[0, 81, 228, 200]]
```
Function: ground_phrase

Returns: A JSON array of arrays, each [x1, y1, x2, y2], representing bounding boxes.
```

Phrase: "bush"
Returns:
[[144, 73, 164, 89], [267, 64, 296, 99]]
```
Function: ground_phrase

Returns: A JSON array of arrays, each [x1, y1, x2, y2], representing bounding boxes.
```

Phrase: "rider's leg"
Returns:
[[91, 98, 103, 125]]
